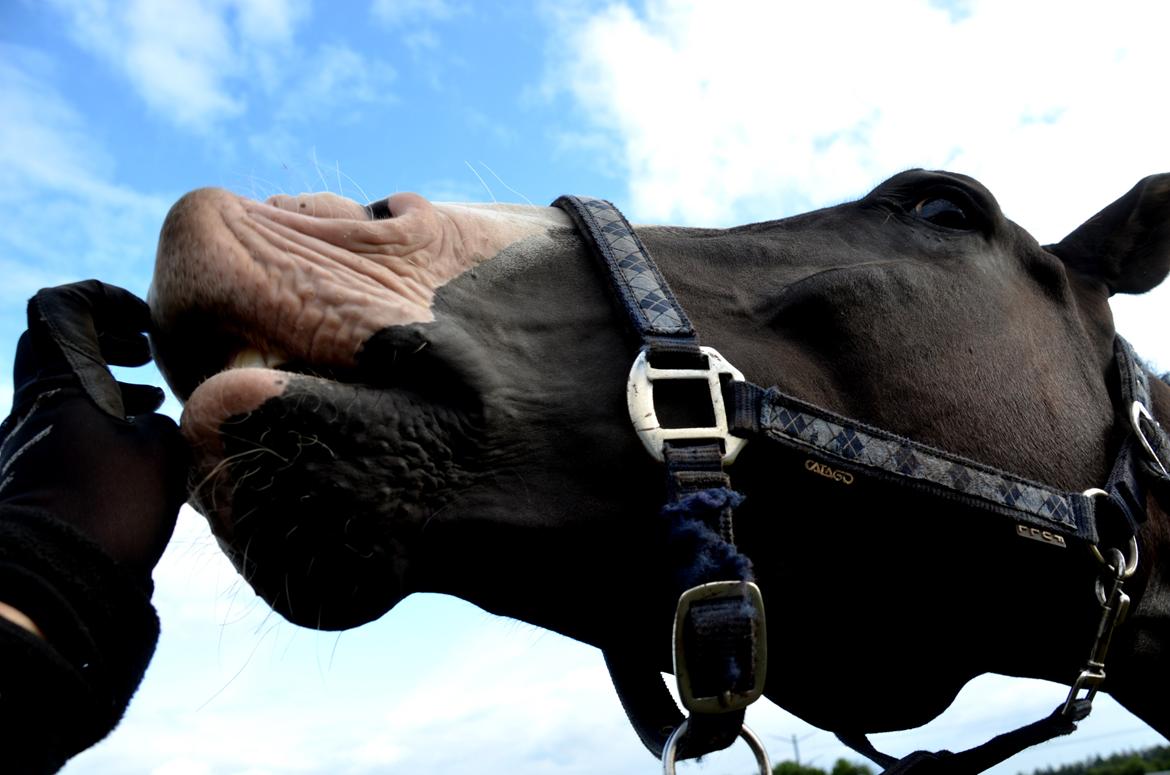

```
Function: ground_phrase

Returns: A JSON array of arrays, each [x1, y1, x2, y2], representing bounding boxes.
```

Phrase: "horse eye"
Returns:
[[913, 197, 972, 230]]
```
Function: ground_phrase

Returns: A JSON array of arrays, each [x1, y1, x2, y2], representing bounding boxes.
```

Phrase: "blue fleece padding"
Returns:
[[662, 487, 753, 590]]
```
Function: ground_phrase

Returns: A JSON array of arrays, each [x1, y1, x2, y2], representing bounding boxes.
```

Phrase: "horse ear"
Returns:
[[1047, 173, 1170, 295]]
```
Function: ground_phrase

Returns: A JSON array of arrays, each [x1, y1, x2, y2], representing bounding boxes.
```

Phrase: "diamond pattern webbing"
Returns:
[[760, 393, 1087, 536], [553, 195, 695, 341]]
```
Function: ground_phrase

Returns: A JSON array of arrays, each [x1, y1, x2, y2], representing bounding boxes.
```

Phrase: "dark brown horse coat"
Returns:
[[149, 170, 1170, 743]]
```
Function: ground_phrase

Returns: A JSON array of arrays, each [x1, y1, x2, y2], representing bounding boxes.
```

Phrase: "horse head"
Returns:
[[149, 169, 1170, 752]]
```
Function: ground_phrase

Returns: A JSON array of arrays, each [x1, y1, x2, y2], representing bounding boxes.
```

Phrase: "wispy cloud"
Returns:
[[0, 45, 170, 298], [43, 0, 382, 132], [40, 0, 401, 206], [274, 43, 399, 125], [370, 0, 470, 89], [49, 0, 243, 128], [370, 0, 463, 28]]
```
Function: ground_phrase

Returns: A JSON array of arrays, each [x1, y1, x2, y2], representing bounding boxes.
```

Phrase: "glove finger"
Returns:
[[90, 284, 155, 364], [119, 382, 167, 415], [122, 412, 191, 573], [28, 281, 153, 418], [32, 280, 152, 341], [98, 330, 153, 368], [81, 280, 153, 335]]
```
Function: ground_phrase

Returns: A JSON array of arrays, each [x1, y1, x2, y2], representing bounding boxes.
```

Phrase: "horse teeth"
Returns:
[[229, 347, 287, 370]]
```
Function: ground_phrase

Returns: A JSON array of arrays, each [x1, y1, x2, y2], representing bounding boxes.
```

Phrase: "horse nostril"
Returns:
[[365, 198, 394, 220]]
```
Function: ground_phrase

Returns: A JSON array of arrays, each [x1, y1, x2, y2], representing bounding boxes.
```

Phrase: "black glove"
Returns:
[[0, 281, 189, 578]]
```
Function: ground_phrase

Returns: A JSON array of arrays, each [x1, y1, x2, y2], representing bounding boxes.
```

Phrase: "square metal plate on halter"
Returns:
[[626, 346, 748, 464], [672, 580, 767, 714]]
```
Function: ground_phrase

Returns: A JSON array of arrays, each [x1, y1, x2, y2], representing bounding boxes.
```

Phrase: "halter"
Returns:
[[553, 195, 1170, 774]]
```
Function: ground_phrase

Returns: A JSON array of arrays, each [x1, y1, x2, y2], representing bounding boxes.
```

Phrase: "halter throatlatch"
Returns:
[[553, 194, 1170, 774]]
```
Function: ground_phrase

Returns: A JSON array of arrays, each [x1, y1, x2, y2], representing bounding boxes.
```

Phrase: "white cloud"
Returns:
[[47, 0, 242, 127], [546, 0, 1170, 235], [68, 517, 662, 775], [47, 1, 398, 141], [232, 0, 310, 45], [544, 0, 1170, 380], [123, 0, 246, 125], [1113, 292, 1168, 374], [151, 760, 214, 775]]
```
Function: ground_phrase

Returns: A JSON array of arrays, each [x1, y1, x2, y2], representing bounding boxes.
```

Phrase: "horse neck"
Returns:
[[1106, 372, 1170, 738]]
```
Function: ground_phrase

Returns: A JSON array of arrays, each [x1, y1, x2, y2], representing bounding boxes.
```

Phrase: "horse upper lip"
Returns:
[[147, 185, 443, 404]]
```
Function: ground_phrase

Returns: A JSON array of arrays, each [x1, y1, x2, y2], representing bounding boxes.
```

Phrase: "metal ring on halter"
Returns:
[[1082, 489, 1140, 579], [1131, 401, 1170, 477], [661, 720, 772, 774]]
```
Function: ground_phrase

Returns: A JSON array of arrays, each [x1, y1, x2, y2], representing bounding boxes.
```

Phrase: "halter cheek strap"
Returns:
[[554, 195, 769, 768]]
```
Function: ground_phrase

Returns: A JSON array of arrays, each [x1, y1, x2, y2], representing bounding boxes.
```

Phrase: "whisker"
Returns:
[[465, 160, 497, 203], [480, 162, 534, 205], [328, 631, 344, 671], [336, 167, 373, 205], [311, 147, 331, 193], [197, 619, 279, 711]]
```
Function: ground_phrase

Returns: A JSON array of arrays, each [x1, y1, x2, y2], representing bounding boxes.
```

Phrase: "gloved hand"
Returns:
[[0, 281, 189, 578]]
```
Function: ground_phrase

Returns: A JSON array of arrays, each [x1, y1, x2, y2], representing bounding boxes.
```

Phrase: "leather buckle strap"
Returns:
[[552, 195, 698, 352]]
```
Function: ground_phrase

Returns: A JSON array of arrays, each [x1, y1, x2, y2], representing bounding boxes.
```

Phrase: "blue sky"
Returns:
[[3, 1, 1170, 773]]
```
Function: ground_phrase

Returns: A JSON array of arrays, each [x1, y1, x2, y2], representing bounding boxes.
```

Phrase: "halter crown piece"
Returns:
[[552, 196, 1170, 775]]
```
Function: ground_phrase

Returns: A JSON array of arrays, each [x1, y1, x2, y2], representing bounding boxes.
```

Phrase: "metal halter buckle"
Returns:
[[1131, 401, 1170, 477], [672, 581, 767, 714], [627, 346, 748, 464], [661, 719, 772, 775]]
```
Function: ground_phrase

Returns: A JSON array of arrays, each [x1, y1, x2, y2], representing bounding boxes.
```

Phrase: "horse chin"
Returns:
[[180, 364, 472, 630]]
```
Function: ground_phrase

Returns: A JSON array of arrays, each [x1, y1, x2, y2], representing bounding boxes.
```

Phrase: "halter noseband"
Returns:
[[552, 195, 1170, 774]]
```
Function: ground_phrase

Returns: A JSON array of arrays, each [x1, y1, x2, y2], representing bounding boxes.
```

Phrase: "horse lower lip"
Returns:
[[234, 546, 409, 630], [181, 370, 457, 630]]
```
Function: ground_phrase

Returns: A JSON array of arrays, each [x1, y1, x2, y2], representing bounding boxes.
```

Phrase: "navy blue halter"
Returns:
[[552, 194, 1170, 774]]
